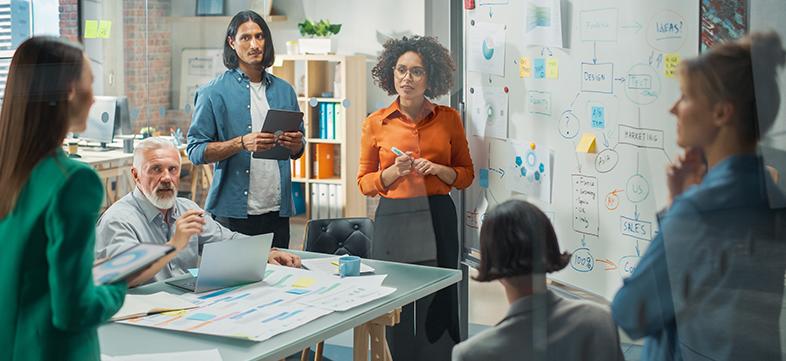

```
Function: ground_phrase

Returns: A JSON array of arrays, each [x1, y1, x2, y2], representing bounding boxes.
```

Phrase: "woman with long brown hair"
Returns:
[[0, 37, 127, 360]]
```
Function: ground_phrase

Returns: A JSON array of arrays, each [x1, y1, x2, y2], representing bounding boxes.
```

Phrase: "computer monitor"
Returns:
[[114, 96, 133, 136], [75, 96, 116, 148]]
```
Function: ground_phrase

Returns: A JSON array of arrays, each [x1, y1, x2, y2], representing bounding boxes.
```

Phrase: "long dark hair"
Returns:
[[0, 37, 86, 219], [474, 200, 570, 282], [223, 10, 275, 70]]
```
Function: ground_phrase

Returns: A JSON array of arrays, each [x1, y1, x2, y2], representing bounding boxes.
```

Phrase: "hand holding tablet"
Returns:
[[92, 244, 175, 285]]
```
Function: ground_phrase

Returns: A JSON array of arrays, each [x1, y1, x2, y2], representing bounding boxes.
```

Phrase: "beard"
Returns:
[[144, 182, 177, 210]]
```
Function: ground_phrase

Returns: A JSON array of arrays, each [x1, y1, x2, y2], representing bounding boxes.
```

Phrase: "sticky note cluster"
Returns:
[[84, 20, 112, 39], [665, 54, 680, 78], [523, 58, 558, 79]]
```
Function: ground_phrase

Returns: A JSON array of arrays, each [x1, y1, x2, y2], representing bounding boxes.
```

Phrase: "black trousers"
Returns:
[[375, 195, 459, 361], [214, 211, 290, 249]]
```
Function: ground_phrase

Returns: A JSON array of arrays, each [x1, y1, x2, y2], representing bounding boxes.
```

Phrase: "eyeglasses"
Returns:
[[392, 66, 426, 82]]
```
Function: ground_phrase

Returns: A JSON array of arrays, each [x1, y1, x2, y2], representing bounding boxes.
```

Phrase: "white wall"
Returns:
[[170, 0, 441, 114]]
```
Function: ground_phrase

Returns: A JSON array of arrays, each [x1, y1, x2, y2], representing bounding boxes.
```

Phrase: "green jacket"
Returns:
[[0, 149, 126, 360]]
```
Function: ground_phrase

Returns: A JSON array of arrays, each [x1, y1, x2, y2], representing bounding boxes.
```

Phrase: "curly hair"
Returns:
[[371, 35, 456, 99]]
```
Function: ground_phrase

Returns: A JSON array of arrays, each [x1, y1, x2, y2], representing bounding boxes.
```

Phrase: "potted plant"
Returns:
[[297, 19, 341, 54], [140, 126, 157, 139]]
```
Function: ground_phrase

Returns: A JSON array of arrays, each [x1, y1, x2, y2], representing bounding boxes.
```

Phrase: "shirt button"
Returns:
[[244, 191, 248, 195], [413, 130, 418, 135], [238, 78, 241, 81], [246, 85, 250, 88], [246, 170, 249, 173], [248, 125, 252, 129], [247, 105, 251, 109]]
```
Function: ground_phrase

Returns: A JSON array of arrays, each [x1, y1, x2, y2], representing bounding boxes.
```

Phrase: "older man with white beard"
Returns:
[[95, 137, 300, 287]]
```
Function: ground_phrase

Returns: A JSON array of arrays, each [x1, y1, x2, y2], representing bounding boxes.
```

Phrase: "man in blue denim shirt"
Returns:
[[187, 10, 304, 249]]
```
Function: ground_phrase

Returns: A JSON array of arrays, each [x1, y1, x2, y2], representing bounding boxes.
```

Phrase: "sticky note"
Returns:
[[576, 133, 597, 153], [188, 268, 199, 277], [546, 58, 559, 79], [286, 288, 310, 295], [273, 57, 284, 67], [231, 334, 254, 340], [665, 54, 680, 78], [161, 309, 189, 316], [98, 20, 112, 38], [533, 59, 546, 79], [519, 57, 531, 77], [84, 20, 98, 38], [591, 106, 605, 128], [291, 277, 317, 288], [187, 313, 216, 321], [479, 168, 489, 188]]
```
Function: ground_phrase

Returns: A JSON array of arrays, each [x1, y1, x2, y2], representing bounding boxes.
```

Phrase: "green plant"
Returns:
[[140, 126, 156, 135], [298, 19, 341, 38]]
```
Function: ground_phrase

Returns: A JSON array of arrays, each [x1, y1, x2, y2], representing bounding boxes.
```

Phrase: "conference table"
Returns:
[[99, 250, 462, 361]]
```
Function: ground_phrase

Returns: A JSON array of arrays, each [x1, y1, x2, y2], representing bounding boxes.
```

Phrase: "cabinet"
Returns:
[[270, 54, 367, 219]]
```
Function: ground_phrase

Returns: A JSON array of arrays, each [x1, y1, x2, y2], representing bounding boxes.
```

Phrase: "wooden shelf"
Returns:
[[273, 55, 367, 219], [168, 15, 287, 24]]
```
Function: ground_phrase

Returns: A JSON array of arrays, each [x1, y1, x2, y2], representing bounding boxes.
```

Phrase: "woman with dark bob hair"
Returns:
[[452, 200, 624, 361], [612, 32, 786, 361], [358, 36, 473, 360], [0, 37, 127, 360]]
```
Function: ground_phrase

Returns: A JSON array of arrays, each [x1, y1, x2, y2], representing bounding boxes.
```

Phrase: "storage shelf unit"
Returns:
[[271, 54, 367, 219]]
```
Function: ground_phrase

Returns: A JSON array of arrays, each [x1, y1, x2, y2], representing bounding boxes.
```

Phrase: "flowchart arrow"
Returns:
[[489, 6, 493, 17], [656, 54, 664, 68], [649, 51, 654, 65], [541, 47, 553, 56], [614, 76, 626, 83], [593, 42, 597, 64], [596, 258, 618, 271], [573, 141, 583, 173], [621, 21, 643, 34], [580, 235, 586, 246], [634, 205, 640, 220], [636, 239, 641, 256], [602, 133, 610, 148]]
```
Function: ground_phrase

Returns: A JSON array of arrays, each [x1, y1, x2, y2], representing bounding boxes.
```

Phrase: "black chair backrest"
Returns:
[[304, 218, 373, 257]]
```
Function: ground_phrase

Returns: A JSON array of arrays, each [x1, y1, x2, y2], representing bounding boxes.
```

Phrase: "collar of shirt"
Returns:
[[378, 97, 437, 125], [131, 187, 178, 224], [231, 67, 272, 86], [498, 289, 561, 326]]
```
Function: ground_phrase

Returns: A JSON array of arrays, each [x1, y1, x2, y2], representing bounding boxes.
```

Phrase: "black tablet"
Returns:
[[252, 109, 304, 161], [93, 244, 175, 285]]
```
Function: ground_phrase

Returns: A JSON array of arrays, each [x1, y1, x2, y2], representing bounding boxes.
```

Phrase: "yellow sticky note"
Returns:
[[519, 57, 531, 77], [231, 334, 254, 340], [273, 57, 284, 67], [576, 133, 596, 153], [546, 58, 559, 79], [160, 309, 189, 316], [98, 20, 112, 38], [291, 277, 317, 288], [665, 54, 680, 78], [84, 20, 98, 39]]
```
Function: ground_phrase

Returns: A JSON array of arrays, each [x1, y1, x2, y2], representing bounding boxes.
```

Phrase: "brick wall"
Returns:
[[58, 0, 78, 42], [59, 1, 190, 135]]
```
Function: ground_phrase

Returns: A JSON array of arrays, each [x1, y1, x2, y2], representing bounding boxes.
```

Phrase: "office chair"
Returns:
[[301, 217, 373, 361]]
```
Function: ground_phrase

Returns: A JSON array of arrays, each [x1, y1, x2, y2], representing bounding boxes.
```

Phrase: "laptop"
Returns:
[[166, 233, 273, 293]]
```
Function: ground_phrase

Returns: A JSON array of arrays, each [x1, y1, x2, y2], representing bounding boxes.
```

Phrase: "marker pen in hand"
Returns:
[[391, 147, 413, 167]]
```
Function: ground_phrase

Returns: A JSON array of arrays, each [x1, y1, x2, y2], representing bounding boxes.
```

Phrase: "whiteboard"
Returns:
[[462, 0, 699, 301], [179, 48, 227, 109]]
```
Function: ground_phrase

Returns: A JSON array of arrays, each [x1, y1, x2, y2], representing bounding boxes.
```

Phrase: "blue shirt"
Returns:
[[611, 154, 786, 361], [187, 68, 305, 218]]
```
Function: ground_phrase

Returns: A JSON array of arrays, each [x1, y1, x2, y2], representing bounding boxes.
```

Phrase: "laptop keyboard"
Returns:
[[166, 277, 197, 292]]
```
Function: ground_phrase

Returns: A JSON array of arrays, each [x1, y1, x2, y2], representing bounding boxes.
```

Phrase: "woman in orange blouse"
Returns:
[[358, 35, 474, 361]]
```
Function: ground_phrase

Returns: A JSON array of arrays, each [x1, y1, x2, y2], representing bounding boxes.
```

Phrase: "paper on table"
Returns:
[[101, 349, 222, 361], [111, 291, 197, 321], [300, 256, 375, 276]]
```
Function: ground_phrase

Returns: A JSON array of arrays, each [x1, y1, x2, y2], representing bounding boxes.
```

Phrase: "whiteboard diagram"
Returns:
[[463, 0, 699, 300]]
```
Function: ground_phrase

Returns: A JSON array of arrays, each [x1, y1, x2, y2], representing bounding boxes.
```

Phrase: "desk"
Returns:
[[66, 140, 210, 206], [99, 250, 461, 361]]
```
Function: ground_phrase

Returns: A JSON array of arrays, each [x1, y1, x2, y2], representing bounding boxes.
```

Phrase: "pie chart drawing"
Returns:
[[484, 99, 497, 126], [482, 37, 495, 60]]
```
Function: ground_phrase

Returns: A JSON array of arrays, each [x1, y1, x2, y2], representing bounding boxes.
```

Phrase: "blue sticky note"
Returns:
[[188, 268, 199, 277], [534, 59, 546, 79], [591, 106, 605, 129], [187, 313, 216, 321], [479, 169, 489, 188], [286, 288, 310, 295]]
